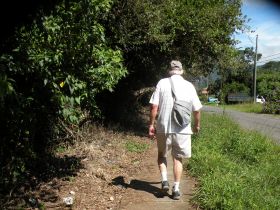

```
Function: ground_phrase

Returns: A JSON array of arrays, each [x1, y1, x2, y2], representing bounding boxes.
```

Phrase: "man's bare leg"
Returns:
[[158, 154, 169, 191], [173, 156, 183, 183], [172, 156, 182, 199]]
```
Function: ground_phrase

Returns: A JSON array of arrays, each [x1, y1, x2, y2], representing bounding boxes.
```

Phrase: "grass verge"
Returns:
[[223, 103, 263, 113], [187, 112, 280, 209]]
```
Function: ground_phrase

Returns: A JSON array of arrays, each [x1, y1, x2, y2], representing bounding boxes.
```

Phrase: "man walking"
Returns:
[[148, 60, 202, 200]]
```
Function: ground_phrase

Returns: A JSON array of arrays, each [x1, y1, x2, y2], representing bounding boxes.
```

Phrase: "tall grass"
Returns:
[[188, 113, 280, 209]]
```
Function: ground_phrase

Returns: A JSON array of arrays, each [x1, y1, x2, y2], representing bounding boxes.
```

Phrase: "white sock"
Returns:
[[173, 182, 180, 191], [161, 171, 168, 182]]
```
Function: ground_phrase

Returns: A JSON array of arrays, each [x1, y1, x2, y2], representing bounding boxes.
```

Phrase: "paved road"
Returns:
[[202, 105, 280, 144]]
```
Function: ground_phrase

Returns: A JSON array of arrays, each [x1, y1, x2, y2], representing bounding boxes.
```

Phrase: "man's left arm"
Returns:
[[191, 84, 202, 134], [192, 110, 201, 133]]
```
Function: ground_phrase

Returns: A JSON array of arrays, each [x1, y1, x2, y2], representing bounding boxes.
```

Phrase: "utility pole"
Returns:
[[253, 34, 258, 103]]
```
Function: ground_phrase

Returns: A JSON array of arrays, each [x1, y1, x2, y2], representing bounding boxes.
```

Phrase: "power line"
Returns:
[[253, 35, 258, 104], [247, 34, 254, 45], [257, 56, 280, 64], [261, 52, 280, 59]]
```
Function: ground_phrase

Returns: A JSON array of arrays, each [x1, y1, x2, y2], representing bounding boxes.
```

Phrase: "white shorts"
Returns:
[[156, 133, 191, 158]]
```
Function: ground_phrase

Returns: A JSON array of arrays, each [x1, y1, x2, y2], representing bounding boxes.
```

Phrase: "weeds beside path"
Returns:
[[188, 112, 280, 209]]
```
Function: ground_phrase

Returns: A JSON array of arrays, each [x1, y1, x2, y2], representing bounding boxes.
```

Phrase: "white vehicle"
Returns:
[[256, 95, 265, 104]]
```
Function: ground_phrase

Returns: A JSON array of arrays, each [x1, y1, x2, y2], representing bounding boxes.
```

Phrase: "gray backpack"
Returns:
[[169, 78, 192, 128]]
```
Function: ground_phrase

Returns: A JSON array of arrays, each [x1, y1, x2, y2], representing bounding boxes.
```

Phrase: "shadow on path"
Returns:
[[0, 155, 85, 209], [112, 176, 165, 198]]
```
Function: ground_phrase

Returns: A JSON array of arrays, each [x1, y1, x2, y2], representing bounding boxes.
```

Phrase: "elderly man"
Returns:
[[148, 60, 202, 200]]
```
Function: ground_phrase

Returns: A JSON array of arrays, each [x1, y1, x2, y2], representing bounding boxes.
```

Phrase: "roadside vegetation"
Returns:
[[221, 103, 263, 113], [188, 112, 280, 209]]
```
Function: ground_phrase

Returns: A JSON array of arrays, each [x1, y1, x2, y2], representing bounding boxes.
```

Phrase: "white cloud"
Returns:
[[237, 0, 280, 63], [236, 21, 280, 62], [243, 0, 269, 6], [255, 21, 280, 62]]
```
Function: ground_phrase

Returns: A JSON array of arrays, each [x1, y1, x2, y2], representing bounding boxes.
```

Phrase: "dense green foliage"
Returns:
[[1, 0, 126, 123], [257, 72, 280, 100], [0, 0, 126, 192], [99, 0, 246, 122], [189, 113, 280, 209], [105, 0, 245, 82], [257, 66, 280, 114]]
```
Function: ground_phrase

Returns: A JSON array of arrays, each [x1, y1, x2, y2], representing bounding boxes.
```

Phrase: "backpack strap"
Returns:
[[169, 77, 178, 101]]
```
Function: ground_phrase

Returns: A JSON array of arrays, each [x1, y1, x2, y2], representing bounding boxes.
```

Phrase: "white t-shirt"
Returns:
[[149, 75, 202, 134]]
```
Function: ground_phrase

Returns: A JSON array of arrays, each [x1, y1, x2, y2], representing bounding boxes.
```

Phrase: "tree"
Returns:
[[209, 46, 262, 102], [257, 71, 280, 100], [93, 0, 247, 121], [105, 0, 246, 84]]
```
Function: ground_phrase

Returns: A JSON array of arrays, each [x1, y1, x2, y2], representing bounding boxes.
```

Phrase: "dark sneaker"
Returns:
[[161, 181, 169, 192], [172, 189, 181, 200]]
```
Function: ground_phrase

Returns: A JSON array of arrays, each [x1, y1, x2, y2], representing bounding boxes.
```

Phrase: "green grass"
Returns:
[[187, 113, 280, 210], [55, 145, 67, 153], [125, 140, 150, 153], [223, 103, 263, 113]]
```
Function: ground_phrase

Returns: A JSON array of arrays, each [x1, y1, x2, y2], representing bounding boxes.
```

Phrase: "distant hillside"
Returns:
[[258, 61, 280, 73]]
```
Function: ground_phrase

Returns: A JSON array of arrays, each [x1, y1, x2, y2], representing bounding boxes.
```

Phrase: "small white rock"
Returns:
[[28, 197, 37, 205], [63, 196, 74, 205], [109, 196, 114, 201], [70, 191, 75, 195]]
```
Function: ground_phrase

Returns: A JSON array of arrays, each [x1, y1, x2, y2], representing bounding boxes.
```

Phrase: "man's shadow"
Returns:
[[112, 176, 168, 198]]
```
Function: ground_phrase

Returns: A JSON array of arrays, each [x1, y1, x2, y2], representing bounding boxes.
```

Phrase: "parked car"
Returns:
[[208, 97, 219, 103], [256, 95, 265, 104]]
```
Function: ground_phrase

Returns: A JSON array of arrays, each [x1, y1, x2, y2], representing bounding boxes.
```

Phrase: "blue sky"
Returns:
[[234, 0, 280, 64]]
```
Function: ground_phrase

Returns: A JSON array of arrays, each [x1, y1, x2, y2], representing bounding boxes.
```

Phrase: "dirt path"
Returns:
[[118, 142, 198, 210]]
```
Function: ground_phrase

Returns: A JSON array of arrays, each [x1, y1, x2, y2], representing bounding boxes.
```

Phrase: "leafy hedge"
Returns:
[[0, 0, 126, 192], [258, 71, 280, 114]]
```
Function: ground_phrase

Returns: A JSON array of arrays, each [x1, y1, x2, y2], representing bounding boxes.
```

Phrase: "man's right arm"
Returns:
[[149, 104, 158, 138]]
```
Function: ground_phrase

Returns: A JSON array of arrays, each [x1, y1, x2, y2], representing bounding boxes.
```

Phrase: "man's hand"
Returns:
[[148, 125, 156, 139], [193, 125, 200, 134], [193, 110, 201, 134]]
